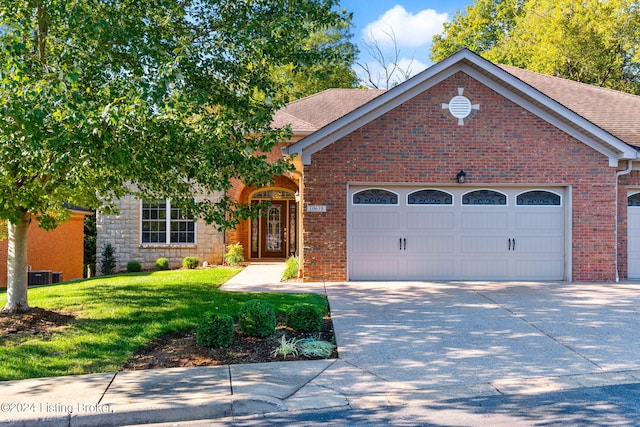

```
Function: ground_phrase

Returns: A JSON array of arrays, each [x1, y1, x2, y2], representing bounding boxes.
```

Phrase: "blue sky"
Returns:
[[339, 1, 473, 86]]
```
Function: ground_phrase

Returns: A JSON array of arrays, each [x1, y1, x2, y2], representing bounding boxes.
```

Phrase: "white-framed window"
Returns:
[[352, 188, 399, 205], [141, 200, 195, 244]]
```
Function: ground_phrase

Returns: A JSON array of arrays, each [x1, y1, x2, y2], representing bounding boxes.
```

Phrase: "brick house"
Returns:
[[98, 49, 640, 281]]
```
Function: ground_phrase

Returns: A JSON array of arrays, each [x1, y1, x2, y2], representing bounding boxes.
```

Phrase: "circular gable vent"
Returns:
[[448, 95, 472, 119]]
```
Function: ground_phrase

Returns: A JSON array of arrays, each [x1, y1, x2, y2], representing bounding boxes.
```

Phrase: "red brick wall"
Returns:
[[302, 71, 618, 281], [0, 213, 87, 287]]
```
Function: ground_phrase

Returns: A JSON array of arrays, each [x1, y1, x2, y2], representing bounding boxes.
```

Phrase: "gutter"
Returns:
[[615, 159, 634, 282]]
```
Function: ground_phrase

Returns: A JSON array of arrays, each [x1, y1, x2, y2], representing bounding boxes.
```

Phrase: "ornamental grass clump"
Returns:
[[196, 313, 234, 348], [271, 335, 299, 358], [239, 299, 276, 337], [286, 303, 323, 332], [224, 243, 244, 266], [298, 339, 336, 358], [282, 256, 299, 280]]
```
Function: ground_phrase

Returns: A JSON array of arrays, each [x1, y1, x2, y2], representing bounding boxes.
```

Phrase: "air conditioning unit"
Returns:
[[28, 270, 52, 286]]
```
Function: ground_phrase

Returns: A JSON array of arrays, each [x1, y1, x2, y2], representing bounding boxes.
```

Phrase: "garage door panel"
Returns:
[[350, 257, 401, 280], [410, 235, 455, 254], [462, 260, 509, 279], [462, 236, 508, 254], [461, 212, 509, 230], [407, 211, 454, 229], [406, 258, 455, 278], [516, 260, 565, 280], [516, 236, 564, 254], [351, 235, 401, 254], [351, 212, 400, 229], [515, 211, 563, 231]]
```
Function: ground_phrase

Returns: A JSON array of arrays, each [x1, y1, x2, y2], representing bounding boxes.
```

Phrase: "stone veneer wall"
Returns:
[[96, 194, 225, 273]]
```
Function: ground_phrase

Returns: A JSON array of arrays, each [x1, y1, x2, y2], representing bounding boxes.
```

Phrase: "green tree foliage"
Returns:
[[431, 0, 521, 63], [431, 0, 640, 94], [0, 0, 352, 312], [272, 18, 359, 99]]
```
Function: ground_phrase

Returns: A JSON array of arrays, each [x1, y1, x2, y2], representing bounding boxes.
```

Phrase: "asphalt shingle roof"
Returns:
[[274, 66, 640, 149], [499, 65, 640, 148]]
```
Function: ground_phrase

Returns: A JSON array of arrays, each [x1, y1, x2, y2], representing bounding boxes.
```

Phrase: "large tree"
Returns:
[[273, 18, 359, 99], [431, 0, 640, 94], [0, 0, 353, 313]]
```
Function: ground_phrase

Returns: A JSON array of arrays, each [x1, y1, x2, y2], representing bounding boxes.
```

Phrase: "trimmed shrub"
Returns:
[[224, 243, 244, 266], [100, 243, 116, 275], [239, 299, 276, 337], [126, 261, 142, 273], [286, 303, 323, 333], [155, 258, 170, 271], [282, 256, 299, 280], [182, 256, 199, 269], [196, 313, 234, 348]]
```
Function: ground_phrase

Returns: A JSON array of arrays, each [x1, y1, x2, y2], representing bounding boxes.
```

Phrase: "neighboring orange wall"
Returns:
[[0, 213, 88, 287]]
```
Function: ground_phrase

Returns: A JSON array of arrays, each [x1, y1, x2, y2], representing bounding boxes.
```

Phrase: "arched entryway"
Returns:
[[249, 189, 298, 259]]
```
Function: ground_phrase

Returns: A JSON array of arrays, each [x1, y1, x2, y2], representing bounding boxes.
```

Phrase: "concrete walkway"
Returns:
[[3, 265, 640, 426]]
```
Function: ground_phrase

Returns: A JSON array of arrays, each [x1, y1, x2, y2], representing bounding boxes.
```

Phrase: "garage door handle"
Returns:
[[400, 238, 402, 251], [512, 238, 515, 251], [508, 238, 512, 251], [403, 238, 407, 250]]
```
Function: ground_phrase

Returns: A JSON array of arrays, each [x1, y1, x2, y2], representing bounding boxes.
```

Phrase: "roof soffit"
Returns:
[[285, 49, 637, 166]]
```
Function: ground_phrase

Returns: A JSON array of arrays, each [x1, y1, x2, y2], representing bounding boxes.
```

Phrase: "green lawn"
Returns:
[[0, 269, 328, 381]]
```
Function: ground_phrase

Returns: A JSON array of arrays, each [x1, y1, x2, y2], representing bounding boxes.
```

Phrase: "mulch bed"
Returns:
[[1, 308, 337, 369], [0, 307, 76, 342], [122, 314, 337, 370]]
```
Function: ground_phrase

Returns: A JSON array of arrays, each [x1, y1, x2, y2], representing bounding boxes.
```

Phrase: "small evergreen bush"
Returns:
[[100, 243, 116, 275], [126, 261, 142, 273], [182, 256, 199, 269], [282, 256, 299, 280], [239, 299, 276, 337], [224, 243, 244, 266], [155, 258, 170, 271], [286, 303, 323, 332], [196, 313, 234, 348]]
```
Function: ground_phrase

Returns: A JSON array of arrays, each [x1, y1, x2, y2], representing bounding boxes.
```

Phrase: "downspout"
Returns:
[[615, 160, 633, 282]]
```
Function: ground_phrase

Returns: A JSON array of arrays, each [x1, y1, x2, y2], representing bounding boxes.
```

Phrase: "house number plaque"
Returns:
[[307, 205, 327, 213]]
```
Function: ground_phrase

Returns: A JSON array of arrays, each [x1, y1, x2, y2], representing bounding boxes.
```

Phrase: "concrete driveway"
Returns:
[[324, 280, 640, 393]]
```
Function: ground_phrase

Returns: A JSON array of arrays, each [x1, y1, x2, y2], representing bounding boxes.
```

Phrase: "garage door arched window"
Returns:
[[462, 190, 507, 205], [517, 190, 561, 206], [352, 189, 399, 205], [629, 193, 640, 207], [408, 189, 453, 205]]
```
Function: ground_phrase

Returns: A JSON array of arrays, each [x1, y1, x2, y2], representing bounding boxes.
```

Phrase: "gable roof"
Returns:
[[282, 49, 639, 166]]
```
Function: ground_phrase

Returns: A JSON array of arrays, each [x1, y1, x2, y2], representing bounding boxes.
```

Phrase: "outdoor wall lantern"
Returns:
[[456, 170, 466, 184]]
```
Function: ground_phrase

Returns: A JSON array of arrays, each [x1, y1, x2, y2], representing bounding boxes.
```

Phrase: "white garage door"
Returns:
[[628, 193, 640, 279], [348, 186, 566, 281]]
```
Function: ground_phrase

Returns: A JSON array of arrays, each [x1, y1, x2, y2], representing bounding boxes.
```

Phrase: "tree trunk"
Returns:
[[2, 213, 31, 313]]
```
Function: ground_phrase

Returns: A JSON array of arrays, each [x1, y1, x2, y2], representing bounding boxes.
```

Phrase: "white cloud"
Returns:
[[362, 5, 448, 48]]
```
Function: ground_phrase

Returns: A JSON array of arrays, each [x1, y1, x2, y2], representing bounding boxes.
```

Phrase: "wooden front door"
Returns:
[[261, 201, 287, 258]]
